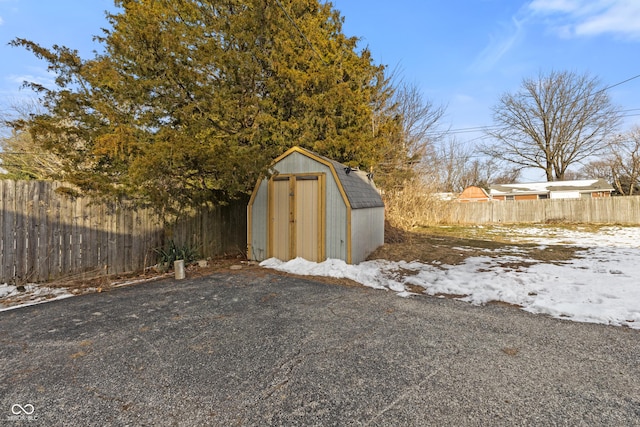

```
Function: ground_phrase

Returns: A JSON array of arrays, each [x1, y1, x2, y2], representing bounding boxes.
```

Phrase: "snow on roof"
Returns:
[[490, 179, 613, 195]]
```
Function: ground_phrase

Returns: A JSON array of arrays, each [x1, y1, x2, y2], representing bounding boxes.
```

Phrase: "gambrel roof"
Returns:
[[274, 146, 384, 209]]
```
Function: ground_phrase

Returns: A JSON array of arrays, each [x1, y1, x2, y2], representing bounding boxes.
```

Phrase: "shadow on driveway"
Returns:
[[1, 268, 639, 426]]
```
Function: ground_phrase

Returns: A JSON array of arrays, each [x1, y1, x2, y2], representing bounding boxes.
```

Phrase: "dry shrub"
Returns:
[[384, 219, 410, 243], [383, 179, 455, 231]]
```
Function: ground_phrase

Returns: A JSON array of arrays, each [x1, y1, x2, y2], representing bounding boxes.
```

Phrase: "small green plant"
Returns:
[[154, 240, 200, 270]]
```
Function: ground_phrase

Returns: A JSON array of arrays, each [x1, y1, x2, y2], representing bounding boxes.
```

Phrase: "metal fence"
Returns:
[[0, 180, 246, 284]]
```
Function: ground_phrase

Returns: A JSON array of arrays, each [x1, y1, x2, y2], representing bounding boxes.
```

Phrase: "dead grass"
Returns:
[[369, 224, 583, 267], [382, 180, 453, 230], [381, 179, 598, 268]]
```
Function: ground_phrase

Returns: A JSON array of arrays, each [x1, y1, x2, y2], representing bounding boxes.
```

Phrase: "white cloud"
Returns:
[[9, 74, 45, 87], [0, 16, 4, 26], [471, 16, 526, 72], [529, 0, 582, 13], [528, 0, 640, 39], [6, 66, 56, 88]]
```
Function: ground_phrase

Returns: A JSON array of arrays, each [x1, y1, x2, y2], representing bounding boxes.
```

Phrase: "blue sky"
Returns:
[[1, 0, 640, 172], [331, 0, 640, 136]]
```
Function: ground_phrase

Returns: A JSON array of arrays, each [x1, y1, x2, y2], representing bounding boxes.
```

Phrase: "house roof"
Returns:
[[275, 146, 384, 209], [459, 186, 490, 199], [490, 179, 614, 196]]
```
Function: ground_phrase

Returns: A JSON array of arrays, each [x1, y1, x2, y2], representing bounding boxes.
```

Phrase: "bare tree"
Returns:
[[426, 137, 473, 192], [0, 99, 67, 180], [580, 127, 640, 195], [426, 137, 520, 192], [611, 128, 640, 195], [483, 70, 621, 181], [465, 157, 521, 189], [579, 159, 614, 182], [373, 75, 447, 189], [392, 81, 446, 163]]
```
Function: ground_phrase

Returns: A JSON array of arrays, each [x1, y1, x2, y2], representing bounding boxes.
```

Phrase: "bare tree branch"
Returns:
[[482, 70, 621, 181]]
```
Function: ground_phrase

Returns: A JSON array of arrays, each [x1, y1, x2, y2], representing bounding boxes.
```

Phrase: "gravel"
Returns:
[[1, 268, 639, 426]]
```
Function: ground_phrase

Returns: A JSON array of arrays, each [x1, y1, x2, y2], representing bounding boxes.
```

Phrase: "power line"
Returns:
[[427, 73, 640, 138], [439, 110, 640, 137], [600, 73, 640, 93]]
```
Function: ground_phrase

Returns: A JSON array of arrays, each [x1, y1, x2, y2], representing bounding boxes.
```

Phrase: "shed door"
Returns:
[[271, 177, 292, 261], [295, 176, 320, 262], [269, 175, 323, 262]]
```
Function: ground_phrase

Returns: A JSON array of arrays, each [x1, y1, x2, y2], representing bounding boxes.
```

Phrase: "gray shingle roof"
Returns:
[[298, 148, 384, 209], [329, 159, 384, 209]]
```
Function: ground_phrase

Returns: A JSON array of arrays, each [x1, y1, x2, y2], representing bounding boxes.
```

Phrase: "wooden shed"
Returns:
[[247, 146, 385, 264], [458, 186, 490, 202]]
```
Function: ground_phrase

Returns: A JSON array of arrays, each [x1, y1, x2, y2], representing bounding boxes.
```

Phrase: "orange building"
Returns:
[[458, 186, 490, 202]]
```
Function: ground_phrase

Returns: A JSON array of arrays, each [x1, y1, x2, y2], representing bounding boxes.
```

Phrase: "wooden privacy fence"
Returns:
[[0, 180, 247, 284], [444, 196, 640, 225], [170, 202, 247, 261]]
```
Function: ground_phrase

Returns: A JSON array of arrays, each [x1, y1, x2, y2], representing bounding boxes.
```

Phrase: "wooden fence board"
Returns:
[[0, 181, 5, 281], [446, 196, 640, 225], [0, 182, 6, 281], [36, 181, 49, 281], [80, 196, 91, 275], [96, 202, 108, 273], [124, 207, 134, 273], [106, 206, 116, 275], [24, 180, 36, 282], [3, 181, 16, 283], [0, 180, 247, 284], [14, 181, 25, 282]]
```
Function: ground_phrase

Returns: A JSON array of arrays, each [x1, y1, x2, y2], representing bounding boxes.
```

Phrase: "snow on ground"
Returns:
[[261, 226, 640, 330], [0, 283, 75, 311], [2, 226, 639, 330], [0, 275, 170, 312]]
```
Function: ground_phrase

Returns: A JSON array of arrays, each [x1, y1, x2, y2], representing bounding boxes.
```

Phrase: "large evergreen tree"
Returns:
[[10, 0, 400, 213]]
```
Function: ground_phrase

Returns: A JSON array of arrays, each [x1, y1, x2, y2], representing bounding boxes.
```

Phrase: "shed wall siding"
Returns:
[[249, 180, 268, 261], [273, 152, 348, 261], [350, 206, 385, 264]]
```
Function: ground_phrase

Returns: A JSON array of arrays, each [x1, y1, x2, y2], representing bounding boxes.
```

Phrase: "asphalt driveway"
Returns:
[[1, 268, 639, 426]]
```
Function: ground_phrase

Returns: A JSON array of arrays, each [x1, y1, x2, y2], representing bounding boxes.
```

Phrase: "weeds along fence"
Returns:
[[0, 180, 247, 285], [443, 196, 640, 225]]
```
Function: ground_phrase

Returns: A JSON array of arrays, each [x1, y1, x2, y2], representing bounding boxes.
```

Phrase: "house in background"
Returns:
[[490, 179, 614, 201], [458, 186, 490, 202]]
